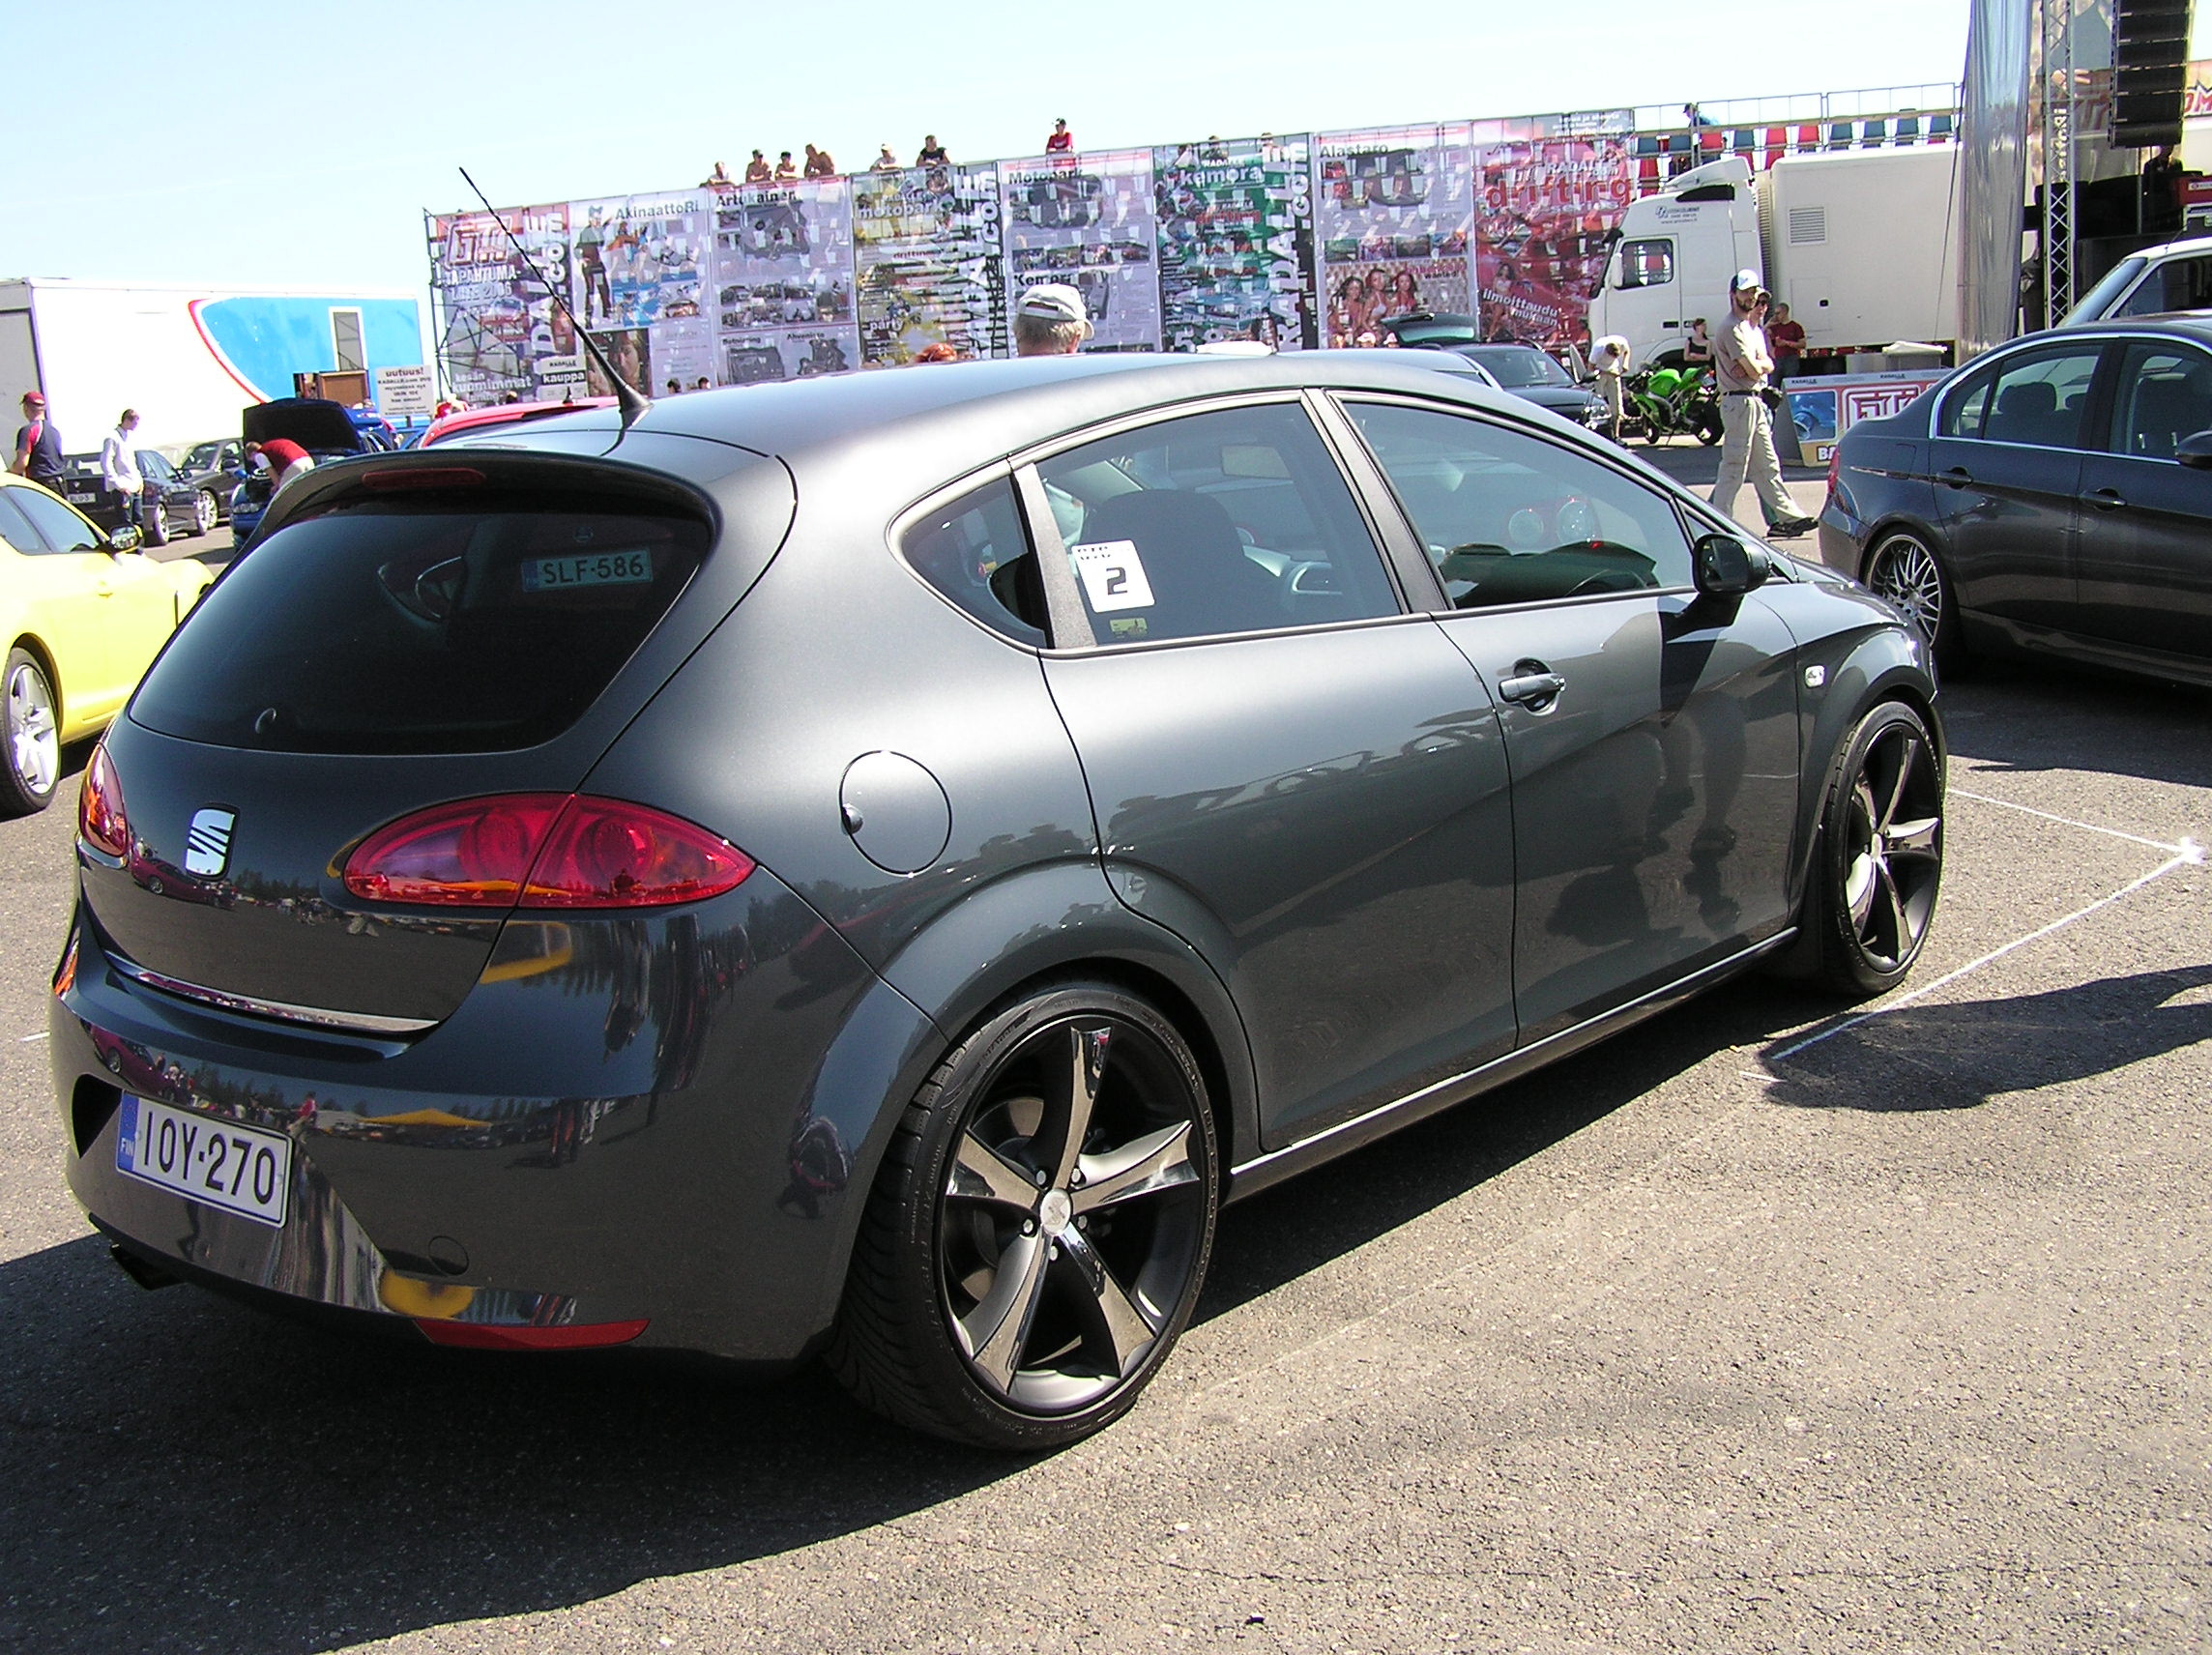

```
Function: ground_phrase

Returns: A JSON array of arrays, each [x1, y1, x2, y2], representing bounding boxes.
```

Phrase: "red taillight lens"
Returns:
[[522, 797, 755, 908], [78, 743, 131, 859], [415, 1318, 648, 1350], [343, 795, 753, 910]]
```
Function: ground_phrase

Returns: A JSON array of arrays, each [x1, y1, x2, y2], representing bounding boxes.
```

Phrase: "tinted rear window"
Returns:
[[132, 494, 708, 754]]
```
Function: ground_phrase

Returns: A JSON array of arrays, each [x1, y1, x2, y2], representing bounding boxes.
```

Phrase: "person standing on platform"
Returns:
[[1710, 271, 1816, 537], [1045, 118, 1074, 155]]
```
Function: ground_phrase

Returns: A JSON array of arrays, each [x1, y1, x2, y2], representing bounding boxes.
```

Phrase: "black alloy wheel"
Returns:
[[1865, 530, 1962, 669], [1814, 701, 1944, 997], [830, 981, 1217, 1450]]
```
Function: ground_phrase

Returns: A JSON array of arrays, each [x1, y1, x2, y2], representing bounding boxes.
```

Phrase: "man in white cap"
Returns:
[[1013, 282, 1092, 357], [1710, 269, 1816, 537]]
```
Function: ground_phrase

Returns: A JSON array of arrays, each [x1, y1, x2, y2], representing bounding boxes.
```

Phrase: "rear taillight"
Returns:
[[79, 744, 130, 859], [343, 795, 754, 910]]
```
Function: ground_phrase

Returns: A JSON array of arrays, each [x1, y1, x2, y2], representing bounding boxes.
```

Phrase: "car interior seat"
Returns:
[[1078, 490, 1282, 641], [1984, 379, 2062, 447]]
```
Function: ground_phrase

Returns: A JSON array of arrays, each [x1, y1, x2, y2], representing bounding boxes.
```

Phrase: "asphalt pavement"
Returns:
[[1, 555, 2207, 1652]]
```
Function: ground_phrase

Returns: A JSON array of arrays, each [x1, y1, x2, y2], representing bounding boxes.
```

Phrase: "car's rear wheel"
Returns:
[[830, 980, 1218, 1450], [191, 490, 218, 536], [141, 501, 169, 549], [1865, 530, 1962, 669], [1810, 700, 1944, 997], [3, 648, 61, 816]]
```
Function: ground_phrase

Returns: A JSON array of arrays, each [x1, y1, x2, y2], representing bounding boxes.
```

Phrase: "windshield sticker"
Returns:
[[1070, 538, 1155, 612]]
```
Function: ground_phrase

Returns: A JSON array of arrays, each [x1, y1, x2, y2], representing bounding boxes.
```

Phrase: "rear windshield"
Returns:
[[132, 494, 709, 754]]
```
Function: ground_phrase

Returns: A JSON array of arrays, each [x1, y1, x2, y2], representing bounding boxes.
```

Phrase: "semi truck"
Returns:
[[1586, 146, 1964, 371]]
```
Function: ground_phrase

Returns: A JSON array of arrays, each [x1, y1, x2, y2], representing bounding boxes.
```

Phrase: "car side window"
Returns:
[[1344, 401, 1693, 607], [1033, 402, 1400, 645], [9, 485, 104, 553], [2107, 341, 2212, 460], [900, 478, 1046, 647], [0, 492, 48, 554], [1941, 347, 2102, 448]]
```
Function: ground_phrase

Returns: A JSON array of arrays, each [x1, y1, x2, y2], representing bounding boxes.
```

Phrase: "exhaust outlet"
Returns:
[[108, 1243, 181, 1291]]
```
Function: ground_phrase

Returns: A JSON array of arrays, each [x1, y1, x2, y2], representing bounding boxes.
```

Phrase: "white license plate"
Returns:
[[521, 549, 653, 592], [116, 1095, 291, 1228]]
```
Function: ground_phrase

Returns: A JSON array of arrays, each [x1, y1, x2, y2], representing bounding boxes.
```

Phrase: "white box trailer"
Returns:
[[0, 279, 427, 454], [1587, 147, 1964, 370]]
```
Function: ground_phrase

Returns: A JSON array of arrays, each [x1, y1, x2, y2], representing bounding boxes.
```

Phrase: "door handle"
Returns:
[[1940, 466, 1973, 489], [2087, 487, 2127, 511], [1498, 666, 1566, 709]]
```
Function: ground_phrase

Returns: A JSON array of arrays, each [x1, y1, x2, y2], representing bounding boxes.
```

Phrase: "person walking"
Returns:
[[11, 392, 65, 491], [1710, 271, 1815, 537], [100, 408, 145, 533]]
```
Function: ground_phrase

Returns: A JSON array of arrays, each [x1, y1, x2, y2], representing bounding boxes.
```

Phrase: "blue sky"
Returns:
[[4, 0, 1969, 297]]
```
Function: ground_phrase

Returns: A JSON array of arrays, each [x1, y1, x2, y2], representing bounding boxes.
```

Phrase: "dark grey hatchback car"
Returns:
[[53, 353, 1945, 1448]]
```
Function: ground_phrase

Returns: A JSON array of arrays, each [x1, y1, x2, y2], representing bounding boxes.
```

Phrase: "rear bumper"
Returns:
[[52, 867, 938, 1363]]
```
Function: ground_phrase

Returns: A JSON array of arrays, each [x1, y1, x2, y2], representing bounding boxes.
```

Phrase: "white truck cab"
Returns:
[[1587, 157, 1762, 367]]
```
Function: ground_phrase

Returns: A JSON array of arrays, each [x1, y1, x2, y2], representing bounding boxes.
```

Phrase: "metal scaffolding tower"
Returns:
[[2042, 0, 2080, 327]]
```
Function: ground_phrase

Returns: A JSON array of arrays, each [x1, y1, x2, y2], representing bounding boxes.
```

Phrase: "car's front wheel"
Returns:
[[830, 980, 1218, 1449], [1865, 530, 1962, 669], [3, 648, 61, 816], [1810, 700, 1945, 997], [191, 490, 218, 536]]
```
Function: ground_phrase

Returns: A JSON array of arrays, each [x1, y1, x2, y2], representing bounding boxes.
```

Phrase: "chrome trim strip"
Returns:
[[1228, 931, 1793, 1179], [110, 958, 439, 1035]]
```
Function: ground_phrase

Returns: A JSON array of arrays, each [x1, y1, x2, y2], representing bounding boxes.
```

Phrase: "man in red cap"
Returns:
[[12, 392, 66, 492]]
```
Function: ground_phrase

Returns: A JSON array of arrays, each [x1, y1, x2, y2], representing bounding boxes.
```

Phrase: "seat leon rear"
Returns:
[[54, 356, 1945, 1448]]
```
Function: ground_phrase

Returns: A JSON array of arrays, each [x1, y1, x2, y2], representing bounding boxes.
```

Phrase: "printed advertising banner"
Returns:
[[569, 191, 715, 393], [1474, 112, 1635, 350], [1316, 123, 1473, 347], [853, 164, 1005, 365], [1001, 150, 1160, 353], [429, 203, 569, 405], [1153, 136, 1316, 351], [712, 180, 859, 385]]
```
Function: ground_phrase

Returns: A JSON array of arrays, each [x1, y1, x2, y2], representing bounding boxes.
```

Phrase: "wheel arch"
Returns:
[[7, 631, 65, 729], [1855, 513, 1951, 586]]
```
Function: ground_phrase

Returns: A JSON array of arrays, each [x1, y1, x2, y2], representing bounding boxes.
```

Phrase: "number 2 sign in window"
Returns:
[[1070, 539, 1155, 612]]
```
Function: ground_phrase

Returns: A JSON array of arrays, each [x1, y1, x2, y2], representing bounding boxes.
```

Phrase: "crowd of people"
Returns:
[[700, 125, 1080, 191]]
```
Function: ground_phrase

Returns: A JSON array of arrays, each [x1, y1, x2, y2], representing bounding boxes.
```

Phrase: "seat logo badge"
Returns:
[[184, 808, 236, 878]]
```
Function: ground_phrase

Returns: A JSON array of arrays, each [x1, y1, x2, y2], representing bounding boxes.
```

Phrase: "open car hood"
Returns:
[[244, 398, 368, 454]]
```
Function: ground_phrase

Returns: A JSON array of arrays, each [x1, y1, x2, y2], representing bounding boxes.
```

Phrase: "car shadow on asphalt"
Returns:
[[1944, 661, 2212, 792], [0, 974, 1846, 1655], [1757, 963, 2212, 1113]]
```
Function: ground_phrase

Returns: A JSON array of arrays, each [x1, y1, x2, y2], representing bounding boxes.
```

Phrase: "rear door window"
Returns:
[[1033, 401, 1400, 644], [131, 492, 709, 753]]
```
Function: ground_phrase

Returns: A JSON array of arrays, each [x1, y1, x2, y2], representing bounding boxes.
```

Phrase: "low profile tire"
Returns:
[[1810, 700, 1944, 998], [191, 490, 218, 537], [1864, 530, 1963, 670], [3, 648, 61, 816], [141, 504, 169, 550], [828, 980, 1218, 1450]]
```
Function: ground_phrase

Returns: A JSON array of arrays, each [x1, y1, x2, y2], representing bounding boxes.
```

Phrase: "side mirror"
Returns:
[[1693, 532, 1771, 596], [2175, 429, 2212, 470], [108, 524, 144, 555]]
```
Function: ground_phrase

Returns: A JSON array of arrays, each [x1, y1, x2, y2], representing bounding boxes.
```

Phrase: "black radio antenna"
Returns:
[[456, 166, 651, 427]]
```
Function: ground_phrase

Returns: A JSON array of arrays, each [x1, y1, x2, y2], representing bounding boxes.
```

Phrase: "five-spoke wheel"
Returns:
[[831, 982, 1216, 1449], [1814, 701, 1944, 996], [3, 648, 60, 816]]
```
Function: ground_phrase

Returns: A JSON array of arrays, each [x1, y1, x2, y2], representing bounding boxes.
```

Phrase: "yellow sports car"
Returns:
[[1, 473, 216, 815]]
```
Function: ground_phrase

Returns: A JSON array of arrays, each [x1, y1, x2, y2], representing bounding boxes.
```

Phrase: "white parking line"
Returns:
[[17, 1031, 46, 1043], [1950, 785, 2195, 855], [1767, 843, 2203, 1063]]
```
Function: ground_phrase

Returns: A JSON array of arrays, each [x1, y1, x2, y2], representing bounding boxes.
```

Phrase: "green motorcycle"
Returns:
[[1625, 363, 1724, 447]]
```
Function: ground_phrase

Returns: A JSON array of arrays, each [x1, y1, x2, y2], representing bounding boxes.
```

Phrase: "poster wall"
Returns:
[[711, 179, 859, 384], [1316, 123, 1473, 347], [1000, 149, 1160, 353], [852, 164, 1005, 365], [1153, 136, 1317, 351], [1473, 112, 1635, 351], [568, 191, 716, 392], [428, 203, 570, 405]]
